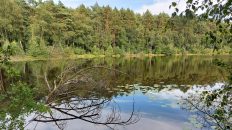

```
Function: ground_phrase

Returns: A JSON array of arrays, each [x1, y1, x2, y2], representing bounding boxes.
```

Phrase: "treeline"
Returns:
[[0, 0, 231, 57]]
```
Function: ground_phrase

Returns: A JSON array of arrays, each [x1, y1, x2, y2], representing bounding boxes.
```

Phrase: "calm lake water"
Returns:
[[1, 56, 231, 130]]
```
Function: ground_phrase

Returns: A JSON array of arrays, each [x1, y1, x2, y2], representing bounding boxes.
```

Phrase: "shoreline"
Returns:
[[9, 53, 231, 62]]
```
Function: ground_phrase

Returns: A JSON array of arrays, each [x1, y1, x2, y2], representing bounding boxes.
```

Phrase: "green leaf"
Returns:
[[172, 12, 177, 17], [192, 5, 196, 10], [187, 0, 193, 3], [175, 8, 179, 12], [172, 2, 177, 7]]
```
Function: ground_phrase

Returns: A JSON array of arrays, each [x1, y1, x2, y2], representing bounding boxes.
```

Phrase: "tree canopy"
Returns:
[[0, 0, 231, 57]]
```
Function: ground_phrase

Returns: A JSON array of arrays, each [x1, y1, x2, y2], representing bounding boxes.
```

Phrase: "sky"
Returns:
[[55, 0, 187, 15]]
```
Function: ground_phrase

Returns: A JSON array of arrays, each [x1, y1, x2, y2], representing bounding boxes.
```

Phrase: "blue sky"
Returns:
[[56, 0, 186, 15]]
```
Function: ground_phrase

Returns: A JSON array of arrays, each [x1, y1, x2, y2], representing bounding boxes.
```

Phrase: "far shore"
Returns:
[[8, 53, 231, 62]]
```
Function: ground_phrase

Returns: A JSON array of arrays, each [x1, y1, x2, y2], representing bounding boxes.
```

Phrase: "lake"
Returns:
[[0, 56, 231, 130]]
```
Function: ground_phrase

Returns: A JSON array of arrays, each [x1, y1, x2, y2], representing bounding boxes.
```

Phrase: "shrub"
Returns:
[[1, 40, 11, 60], [113, 46, 124, 55], [161, 44, 176, 56], [201, 48, 213, 54], [28, 41, 49, 57], [91, 45, 102, 55], [153, 46, 162, 54], [105, 45, 114, 56], [217, 46, 231, 54], [29, 47, 49, 57], [0, 40, 24, 56], [229, 49, 232, 54], [63, 47, 74, 55], [190, 47, 202, 54], [162, 47, 172, 55], [2, 40, 10, 52], [73, 47, 86, 55], [10, 41, 25, 55]]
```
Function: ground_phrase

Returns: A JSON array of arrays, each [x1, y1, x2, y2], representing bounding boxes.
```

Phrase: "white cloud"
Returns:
[[136, 0, 186, 15], [56, 0, 187, 15]]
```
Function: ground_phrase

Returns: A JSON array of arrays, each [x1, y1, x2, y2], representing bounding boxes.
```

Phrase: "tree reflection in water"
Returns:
[[180, 86, 231, 129], [180, 60, 232, 130], [0, 64, 139, 130], [1, 57, 231, 130], [31, 66, 139, 130]]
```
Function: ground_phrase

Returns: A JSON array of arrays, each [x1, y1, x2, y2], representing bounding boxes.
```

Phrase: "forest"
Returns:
[[0, 0, 232, 129], [0, 0, 231, 59]]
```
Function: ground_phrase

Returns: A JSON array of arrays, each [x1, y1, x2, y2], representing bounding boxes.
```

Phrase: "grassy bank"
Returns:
[[9, 53, 231, 62]]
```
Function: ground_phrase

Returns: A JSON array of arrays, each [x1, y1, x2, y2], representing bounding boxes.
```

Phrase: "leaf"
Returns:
[[175, 8, 179, 12], [192, 5, 196, 10], [201, 6, 204, 10], [172, 2, 177, 7], [172, 12, 177, 17], [187, 0, 193, 3]]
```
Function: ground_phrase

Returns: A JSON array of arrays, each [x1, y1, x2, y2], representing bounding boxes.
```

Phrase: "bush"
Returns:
[[200, 48, 213, 54], [105, 45, 114, 56], [29, 47, 49, 57], [2, 40, 10, 52], [91, 46, 102, 55], [73, 47, 86, 55], [162, 47, 174, 55], [229, 49, 232, 54], [216, 46, 231, 54], [1, 40, 11, 60], [190, 47, 202, 54], [10, 41, 24, 55], [161, 44, 176, 56], [28, 41, 49, 57], [153, 46, 162, 54], [113, 46, 124, 55], [1, 40, 24, 57], [63, 47, 74, 55]]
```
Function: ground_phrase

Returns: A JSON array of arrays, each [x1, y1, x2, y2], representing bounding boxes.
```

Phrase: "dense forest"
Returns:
[[0, 0, 231, 58]]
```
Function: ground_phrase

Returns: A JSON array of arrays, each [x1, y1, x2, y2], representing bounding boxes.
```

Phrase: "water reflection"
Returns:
[[179, 60, 232, 130], [0, 56, 231, 130], [32, 66, 139, 130], [180, 85, 231, 129], [12, 56, 231, 88]]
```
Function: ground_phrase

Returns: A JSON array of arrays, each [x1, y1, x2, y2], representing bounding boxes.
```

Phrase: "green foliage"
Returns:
[[153, 47, 161, 54], [29, 47, 49, 57], [0, 81, 48, 130], [105, 45, 114, 56], [8, 82, 47, 115], [91, 45, 103, 55], [0, 40, 25, 57], [9, 41, 24, 55], [63, 47, 74, 56], [113, 46, 124, 55], [0, 0, 231, 57], [170, 0, 232, 54], [28, 41, 49, 57], [230, 49, 232, 54], [161, 44, 176, 56], [2, 41, 11, 52], [0, 40, 14, 61], [182, 59, 232, 129], [0, 59, 48, 129], [73, 47, 86, 55]]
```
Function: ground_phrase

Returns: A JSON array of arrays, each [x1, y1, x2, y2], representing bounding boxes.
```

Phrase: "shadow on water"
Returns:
[[0, 56, 231, 130]]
